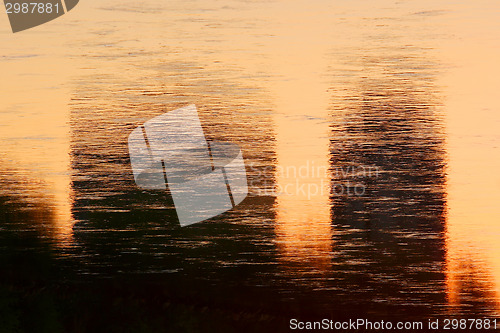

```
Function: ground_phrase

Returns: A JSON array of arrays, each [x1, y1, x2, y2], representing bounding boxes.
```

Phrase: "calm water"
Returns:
[[1, 0, 500, 329]]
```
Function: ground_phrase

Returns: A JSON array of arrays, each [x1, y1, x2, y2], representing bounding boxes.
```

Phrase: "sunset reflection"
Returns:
[[0, 53, 74, 245], [1, 0, 500, 328], [266, 1, 333, 280], [439, 7, 500, 314]]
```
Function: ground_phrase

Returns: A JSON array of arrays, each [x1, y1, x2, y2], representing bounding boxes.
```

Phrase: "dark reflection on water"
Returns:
[[328, 49, 448, 316], [64, 45, 451, 321], [68, 58, 279, 290]]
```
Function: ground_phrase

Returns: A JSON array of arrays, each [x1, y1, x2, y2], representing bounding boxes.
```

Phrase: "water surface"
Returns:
[[1, 0, 500, 329]]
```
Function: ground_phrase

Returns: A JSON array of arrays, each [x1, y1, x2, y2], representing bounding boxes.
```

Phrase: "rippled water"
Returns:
[[1, 0, 500, 327]]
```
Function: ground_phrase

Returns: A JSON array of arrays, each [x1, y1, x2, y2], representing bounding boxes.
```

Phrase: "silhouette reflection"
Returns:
[[328, 50, 448, 317], [68, 56, 278, 283]]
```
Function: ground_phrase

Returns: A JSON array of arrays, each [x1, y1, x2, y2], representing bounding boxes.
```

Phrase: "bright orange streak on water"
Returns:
[[438, 2, 500, 313], [266, 0, 333, 276], [0, 45, 74, 246]]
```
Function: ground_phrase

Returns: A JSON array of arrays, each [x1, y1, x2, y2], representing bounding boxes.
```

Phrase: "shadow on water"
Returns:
[[60, 54, 293, 330], [68, 51, 278, 276], [328, 48, 449, 317], [0, 190, 70, 332]]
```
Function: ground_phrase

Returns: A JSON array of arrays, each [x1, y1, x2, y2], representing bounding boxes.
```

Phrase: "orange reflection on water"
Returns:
[[267, 1, 334, 277], [0, 47, 74, 246], [439, 3, 500, 314]]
